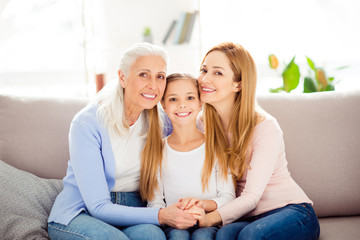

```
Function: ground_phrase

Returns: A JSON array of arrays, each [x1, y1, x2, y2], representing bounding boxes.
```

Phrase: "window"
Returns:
[[199, 0, 360, 93], [0, 0, 85, 97]]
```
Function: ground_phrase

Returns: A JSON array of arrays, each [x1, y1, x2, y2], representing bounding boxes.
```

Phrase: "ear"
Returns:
[[233, 81, 241, 92], [118, 70, 126, 88]]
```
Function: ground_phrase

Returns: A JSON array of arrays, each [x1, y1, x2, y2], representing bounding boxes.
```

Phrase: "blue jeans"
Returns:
[[216, 203, 320, 240], [48, 192, 165, 240], [164, 225, 218, 240]]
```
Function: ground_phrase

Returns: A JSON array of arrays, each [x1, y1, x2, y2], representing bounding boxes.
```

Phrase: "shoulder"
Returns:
[[253, 112, 283, 139], [72, 104, 99, 126]]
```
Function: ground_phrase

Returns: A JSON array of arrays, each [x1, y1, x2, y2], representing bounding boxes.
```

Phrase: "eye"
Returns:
[[157, 74, 165, 80], [139, 72, 148, 77], [188, 96, 195, 100], [200, 68, 207, 74], [169, 97, 176, 102], [215, 71, 223, 76]]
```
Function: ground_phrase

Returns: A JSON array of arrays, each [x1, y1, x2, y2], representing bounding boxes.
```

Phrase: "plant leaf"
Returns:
[[306, 56, 316, 71], [282, 56, 300, 92], [303, 77, 318, 93], [269, 87, 284, 93], [335, 65, 350, 70], [329, 77, 335, 82], [324, 84, 335, 91]]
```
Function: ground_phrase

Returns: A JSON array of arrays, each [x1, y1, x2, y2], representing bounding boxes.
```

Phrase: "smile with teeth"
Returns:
[[202, 87, 216, 92], [175, 112, 191, 117], [141, 93, 157, 99]]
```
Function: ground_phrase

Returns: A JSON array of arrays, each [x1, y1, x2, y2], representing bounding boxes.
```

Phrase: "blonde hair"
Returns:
[[202, 42, 261, 182], [93, 42, 168, 201]]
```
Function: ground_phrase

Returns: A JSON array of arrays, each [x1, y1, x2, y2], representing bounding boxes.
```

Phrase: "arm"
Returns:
[[210, 163, 236, 209], [69, 119, 159, 226], [216, 120, 284, 225]]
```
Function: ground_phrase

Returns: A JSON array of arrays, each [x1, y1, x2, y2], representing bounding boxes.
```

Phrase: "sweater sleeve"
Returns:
[[69, 119, 160, 226], [211, 164, 236, 208], [217, 119, 283, 225]]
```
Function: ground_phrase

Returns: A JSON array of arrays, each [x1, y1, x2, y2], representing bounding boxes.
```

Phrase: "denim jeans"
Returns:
[[216, 203, 320, 240], [164, 225, 219, 240], [48, 191, 165, 240]]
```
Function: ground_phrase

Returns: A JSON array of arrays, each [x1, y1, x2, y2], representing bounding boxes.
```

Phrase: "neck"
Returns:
[[124, 98, 143, 126], [168, 124, 203, 145], [212, 102, 235, 132]]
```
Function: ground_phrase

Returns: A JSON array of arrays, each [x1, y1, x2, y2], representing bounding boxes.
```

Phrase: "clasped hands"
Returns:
[[158, 197, 213, 230]]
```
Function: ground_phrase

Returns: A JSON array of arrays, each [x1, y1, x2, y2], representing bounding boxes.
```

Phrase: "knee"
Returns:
[[237, 223, 265, 240], [139, 224, 166, 240], [192, 227, 217, 240], [166, 229, 190, 240]]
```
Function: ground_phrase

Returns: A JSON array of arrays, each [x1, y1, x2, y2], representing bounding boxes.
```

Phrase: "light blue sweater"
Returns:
[[48, 104, 160, 226]]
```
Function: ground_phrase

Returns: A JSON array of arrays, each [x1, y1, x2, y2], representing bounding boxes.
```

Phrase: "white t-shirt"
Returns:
[[148, 138, 235, 208], [109, 113, 146, 192]]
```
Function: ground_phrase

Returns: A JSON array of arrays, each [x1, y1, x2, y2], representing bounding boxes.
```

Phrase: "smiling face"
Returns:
[[198, 50, 240, 108], [119, 55, 167, 112], [162, 78, 202, 127]]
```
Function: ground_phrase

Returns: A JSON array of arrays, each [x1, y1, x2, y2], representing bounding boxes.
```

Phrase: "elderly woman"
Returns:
[[48, 43, 197, 240]]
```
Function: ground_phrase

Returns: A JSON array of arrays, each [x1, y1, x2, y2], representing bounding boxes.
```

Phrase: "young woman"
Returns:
[[147, 73, 235, 240], [196, 42, 320, 240], [47, 43, 197, 240]]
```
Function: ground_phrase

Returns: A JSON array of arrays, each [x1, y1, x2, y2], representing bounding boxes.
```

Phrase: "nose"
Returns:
[[147, 76, 157, 90], [179, 99, 186, 108], [199, 73, 210, 84]]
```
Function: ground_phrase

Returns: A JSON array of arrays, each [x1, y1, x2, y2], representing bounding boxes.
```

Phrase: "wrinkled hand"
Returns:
[[178, 197, 204, 210], [158, 202, 197, 229]]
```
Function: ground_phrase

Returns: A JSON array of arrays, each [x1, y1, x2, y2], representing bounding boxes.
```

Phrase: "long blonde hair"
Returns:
[[94, 43, 168, 201], [202, 42, 260, 182]]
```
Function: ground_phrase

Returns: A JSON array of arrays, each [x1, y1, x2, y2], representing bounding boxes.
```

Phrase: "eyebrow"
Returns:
[[202, 65, 225, 70], [137, 69, 166, 74], [166, 92, 197, 97]]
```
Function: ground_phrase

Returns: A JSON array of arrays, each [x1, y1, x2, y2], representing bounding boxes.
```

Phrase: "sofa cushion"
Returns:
[[0, 94, 87, 179], [257, 91, 360, 218], [0, 160, 63, 240], [319, 216, 360, 240]]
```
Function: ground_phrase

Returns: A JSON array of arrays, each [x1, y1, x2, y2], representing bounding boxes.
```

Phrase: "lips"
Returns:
[[175, 112, 191, 117], [141, 93, 157, 100], [201, 87, 216, 92]]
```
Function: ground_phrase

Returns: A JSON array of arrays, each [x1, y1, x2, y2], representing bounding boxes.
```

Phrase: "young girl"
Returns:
[[147, 73, 235, 240], [195, 42, 320, 240]]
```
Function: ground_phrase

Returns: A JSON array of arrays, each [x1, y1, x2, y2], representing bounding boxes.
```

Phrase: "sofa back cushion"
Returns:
[[0, 94, 87, 179], [258, 91, 360, 218]]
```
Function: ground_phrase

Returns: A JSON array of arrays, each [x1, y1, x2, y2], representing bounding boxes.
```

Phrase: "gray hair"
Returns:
[[96, 42, 169, 136]]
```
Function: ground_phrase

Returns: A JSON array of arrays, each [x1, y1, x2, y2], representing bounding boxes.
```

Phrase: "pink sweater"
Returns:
[[217, 114, 312, 226]]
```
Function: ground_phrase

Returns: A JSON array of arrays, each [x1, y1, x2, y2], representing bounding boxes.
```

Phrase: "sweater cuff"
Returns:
[[216, 206, 236, 226]]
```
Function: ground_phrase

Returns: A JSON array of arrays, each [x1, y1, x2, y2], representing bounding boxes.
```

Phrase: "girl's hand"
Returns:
[[178, 197, 204, 210], [187, 205, 206, 226]]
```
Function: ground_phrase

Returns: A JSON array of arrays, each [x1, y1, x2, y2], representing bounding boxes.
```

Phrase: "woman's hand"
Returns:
[[158, 202, 197, 229], [196, 210, 223, 228], [178, 197, 204, 210]]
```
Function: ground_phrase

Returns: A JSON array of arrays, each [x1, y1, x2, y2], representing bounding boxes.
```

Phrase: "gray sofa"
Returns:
[[1, 91, 359, 239]]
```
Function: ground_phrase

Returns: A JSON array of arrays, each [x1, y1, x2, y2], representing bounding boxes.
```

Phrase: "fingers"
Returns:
[[160, 203, 197, 229], [179, 198, 200, 210]]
